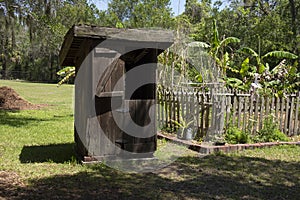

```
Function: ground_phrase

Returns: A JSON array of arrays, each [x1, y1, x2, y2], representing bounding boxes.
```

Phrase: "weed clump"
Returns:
[[253, 115, 290, 143], [225, 115, 290, 144], [225, 127, 250, 144]]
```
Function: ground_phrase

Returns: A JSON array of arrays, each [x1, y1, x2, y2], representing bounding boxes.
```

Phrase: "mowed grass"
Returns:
[[0, 80, 299, 200], [0, 80, 78, 179]]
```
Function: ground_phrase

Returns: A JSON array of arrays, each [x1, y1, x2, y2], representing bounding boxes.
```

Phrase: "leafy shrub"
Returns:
[[253, 115, 290, 142], [225, 127, 250, 144], [160, 126, 176, 133]]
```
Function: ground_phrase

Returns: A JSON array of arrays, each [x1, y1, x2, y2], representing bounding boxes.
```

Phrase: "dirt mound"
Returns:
[[0, 86, 42, 110]]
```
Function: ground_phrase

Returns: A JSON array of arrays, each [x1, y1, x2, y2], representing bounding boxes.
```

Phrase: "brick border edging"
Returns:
[[157, 132, 300, 155]]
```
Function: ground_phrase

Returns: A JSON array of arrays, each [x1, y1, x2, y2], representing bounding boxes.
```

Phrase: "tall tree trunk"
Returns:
[[288, 0, 299, 64], [2, 33, 8, 79], [1, 55, 7, 79], [3, 9, 10, 79], [11, 17, 15, 51], [289, 0, 297, 38]]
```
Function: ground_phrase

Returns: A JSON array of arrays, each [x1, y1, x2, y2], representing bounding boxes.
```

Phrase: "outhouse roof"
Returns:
[[59, 24, 174, 67]]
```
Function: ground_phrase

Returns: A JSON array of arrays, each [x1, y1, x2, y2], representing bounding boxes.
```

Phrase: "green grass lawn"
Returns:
[[0, 80, 299, 200]]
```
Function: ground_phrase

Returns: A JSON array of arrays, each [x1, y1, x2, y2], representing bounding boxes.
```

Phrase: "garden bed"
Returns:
[[158, 132, 300, 154]]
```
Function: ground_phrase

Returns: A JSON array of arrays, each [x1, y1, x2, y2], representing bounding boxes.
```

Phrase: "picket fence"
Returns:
[[157, 85, 300, 138]]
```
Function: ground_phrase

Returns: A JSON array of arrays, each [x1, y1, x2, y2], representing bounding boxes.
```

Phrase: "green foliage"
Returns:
[[224, 77, 249, 91], [57, 66, 76, 86], [240, 58, 250, 77], [253, 115, 290, 143], [1, 0, 300, 86], [227, 46, 299, 94], [171, 113, 194, 138], [171, 116, 194, 129], [238, 47, 259, 58], [106, 0, 174, 28], [225, 127, 250, 144], [257, 60, 300, 97], [192, 19, 240, 75], [225, 114, 290, 144], [262, 51, 298, 60], [115, 21, 125, 29], [238, 47, 298, 73], [0, 0, 102, 82], [183, 0, 300, 94]]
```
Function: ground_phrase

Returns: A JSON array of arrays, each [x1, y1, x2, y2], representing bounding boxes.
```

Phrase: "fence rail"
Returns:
[[157, 86, 300, 139]]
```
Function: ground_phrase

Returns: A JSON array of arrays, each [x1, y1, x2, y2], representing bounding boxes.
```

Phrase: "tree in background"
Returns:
[[0, 0, 299, 85], [218, 0, 299, 64], [178, 0, 300, 93], [0, 0, 20, 79], [0, 0, 103, 82], [106, 0, 174, 28], [0, 0, 176, 82]]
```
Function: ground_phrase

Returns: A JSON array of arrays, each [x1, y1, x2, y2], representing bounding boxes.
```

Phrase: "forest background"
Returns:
[[0, 0, 299, 92]]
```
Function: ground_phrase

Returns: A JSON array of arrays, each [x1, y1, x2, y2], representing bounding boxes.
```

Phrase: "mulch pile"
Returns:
[[0, 86, 42, 110]]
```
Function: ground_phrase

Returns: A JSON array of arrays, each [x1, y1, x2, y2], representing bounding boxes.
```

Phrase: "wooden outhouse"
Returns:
[[59, 25, 173, 161]]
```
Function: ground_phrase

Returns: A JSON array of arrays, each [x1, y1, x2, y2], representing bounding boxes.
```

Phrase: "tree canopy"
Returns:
[[0, 0, 299, 92]]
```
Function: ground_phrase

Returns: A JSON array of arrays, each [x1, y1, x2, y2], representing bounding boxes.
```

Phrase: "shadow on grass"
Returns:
[[0, 110, 72, 127], [3, 153, 300, 200], [19, 143, 76, 163], [0, 110, 48, 127]]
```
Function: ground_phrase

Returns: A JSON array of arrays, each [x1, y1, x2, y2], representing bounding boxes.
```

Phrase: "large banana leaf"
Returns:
[[238, 47, 259, 57], [240, 58, 250, 77], [262, 51, 298, 60], [214, 37, 240, 57], [225, 77, 247, 90], [219, 37, 241, 48]]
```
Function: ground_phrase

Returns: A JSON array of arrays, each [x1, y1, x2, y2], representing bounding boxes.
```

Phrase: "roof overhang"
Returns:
[[59, 25, 174, 67]]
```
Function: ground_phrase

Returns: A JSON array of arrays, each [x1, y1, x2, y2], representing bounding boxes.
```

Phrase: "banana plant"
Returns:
[[189, 20, 240, 75], [263, 60, 300, 96], [237, 47, 299, 96], [238, 47, 298, 74], [225, 57, 258, 91], [211, 20, 240, 69]]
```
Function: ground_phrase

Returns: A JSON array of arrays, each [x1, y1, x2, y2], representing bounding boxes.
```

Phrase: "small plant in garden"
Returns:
[[160, 126, 177, 133], [225, 126, 250, 144], [171, 115, 194, 140], [253, 115, 290, 143]]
